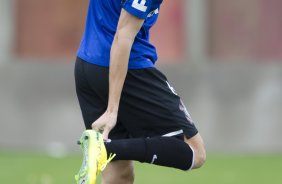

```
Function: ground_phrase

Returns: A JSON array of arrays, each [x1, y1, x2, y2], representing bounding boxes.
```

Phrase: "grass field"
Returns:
[[0, 151, 282, 184]]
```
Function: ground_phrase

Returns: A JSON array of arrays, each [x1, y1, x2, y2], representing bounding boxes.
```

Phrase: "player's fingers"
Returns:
[[102, 127, 111, 141], [91, 121, 102, 131]]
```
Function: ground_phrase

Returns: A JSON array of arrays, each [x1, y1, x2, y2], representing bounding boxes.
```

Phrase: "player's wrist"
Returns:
[[106, 106, 119, 115]]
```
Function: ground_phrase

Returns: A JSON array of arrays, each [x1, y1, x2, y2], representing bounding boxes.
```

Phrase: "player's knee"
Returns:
[[193, 146, 206, 169], [119, 165, 135, 184], [184, 133, 206, 169]]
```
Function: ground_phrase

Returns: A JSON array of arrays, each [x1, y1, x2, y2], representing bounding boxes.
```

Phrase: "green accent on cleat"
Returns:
[[75, 130, 116, 184]]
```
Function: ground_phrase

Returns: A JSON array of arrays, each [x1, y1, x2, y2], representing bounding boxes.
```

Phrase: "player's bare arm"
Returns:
[[92, 10, 144, 140]]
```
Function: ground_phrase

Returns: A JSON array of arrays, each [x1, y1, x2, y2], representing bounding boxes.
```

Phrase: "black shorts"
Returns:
[[75, 57, 198, 140]]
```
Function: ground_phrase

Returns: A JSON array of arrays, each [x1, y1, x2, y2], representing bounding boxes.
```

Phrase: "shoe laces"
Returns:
[[99, 153, 116, 171]]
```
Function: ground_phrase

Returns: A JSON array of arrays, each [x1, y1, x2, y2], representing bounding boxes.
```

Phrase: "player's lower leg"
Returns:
[[101, 161, 134, 184], [75, 130, 205, 184], [105, 136, 199, 171]]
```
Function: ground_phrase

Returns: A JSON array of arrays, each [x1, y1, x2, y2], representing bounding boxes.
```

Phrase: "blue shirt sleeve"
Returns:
[[122, 0, 162, 19]]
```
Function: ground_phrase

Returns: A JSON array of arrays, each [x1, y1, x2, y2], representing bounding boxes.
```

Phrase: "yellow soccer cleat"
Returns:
[[75, 130, 116, 184]]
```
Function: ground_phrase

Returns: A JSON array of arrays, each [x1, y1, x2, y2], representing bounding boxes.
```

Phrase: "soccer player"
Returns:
[[74, 0, 206, 184]]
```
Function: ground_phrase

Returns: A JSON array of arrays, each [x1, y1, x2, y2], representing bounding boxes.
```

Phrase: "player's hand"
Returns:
[[91, 111, 117, 140]]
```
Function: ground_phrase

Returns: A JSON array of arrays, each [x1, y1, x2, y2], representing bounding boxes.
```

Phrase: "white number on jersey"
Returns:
[[132, 0, 148, 12]]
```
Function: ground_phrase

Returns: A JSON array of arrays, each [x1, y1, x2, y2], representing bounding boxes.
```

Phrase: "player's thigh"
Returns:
[[119, 68, 198, 138], [75, 57, 109, 128], [184, 133, 206, 169], [102, 160, 134, 184]]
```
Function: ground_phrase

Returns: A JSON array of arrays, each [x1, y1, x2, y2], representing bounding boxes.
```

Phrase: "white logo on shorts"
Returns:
[[166, 81, 178, 95], [151, 154, 158, 164], [179, 100, 194, 124]]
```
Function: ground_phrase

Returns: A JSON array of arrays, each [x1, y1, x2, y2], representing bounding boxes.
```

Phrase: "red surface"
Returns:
[[151, 0, 186, 62], [210, 0, 282, 61], [15, 0, 88, 59]]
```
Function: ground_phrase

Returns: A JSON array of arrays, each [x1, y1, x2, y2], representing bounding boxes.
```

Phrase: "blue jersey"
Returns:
[[77, 0, 163, 69]]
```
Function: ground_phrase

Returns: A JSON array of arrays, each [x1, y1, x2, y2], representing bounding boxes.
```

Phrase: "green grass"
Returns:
[[0, 151, 282, 184]]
